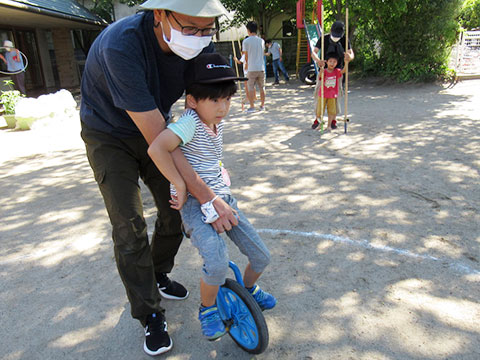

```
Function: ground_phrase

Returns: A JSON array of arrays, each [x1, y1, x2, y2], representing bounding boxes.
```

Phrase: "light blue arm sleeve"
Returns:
[[167, 113, 196, 145]]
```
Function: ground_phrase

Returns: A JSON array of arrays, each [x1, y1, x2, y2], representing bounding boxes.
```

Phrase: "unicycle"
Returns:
[[216, 261, 269, 354]]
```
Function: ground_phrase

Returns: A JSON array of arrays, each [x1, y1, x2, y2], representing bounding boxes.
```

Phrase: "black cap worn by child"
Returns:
[[185, 53, 247, 87]]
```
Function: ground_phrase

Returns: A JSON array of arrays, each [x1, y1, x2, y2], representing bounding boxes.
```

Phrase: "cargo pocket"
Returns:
[[93, 168, 106, 184]]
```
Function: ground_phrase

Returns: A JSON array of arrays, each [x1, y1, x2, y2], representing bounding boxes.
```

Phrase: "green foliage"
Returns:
[[81, 0, 142, 23], [1, 80, 25, 115], [220, 0, 297, 35], [459, 0, 480, 30], [86, 0, 115, 23], [323, 0, 462, 81], [348, 19, 378, 75], [2, 79, 14, 90], [373, 0, 462, 81]]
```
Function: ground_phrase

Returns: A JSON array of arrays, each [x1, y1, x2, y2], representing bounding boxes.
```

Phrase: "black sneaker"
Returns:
[[331, 120, 337, 129], [311, 120, 319, 129], [157, 273, 189, 300], [144, 312, 173, 356]]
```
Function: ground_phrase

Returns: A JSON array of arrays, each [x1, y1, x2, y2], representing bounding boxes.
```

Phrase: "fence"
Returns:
[[454, 30, 480, 79]]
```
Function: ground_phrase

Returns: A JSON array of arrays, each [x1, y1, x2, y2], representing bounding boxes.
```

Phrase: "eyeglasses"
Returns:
[[168, 12, 218, 37]]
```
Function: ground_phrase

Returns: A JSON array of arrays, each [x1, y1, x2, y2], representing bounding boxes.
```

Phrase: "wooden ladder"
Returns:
[[296, 28, 310, 77]]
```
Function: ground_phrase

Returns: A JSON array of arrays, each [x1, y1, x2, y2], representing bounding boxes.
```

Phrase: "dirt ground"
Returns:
[[0, 77, 479, 360]]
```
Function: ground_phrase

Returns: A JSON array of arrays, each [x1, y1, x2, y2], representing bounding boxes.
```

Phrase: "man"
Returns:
[[265, 39, 289, 85], [0, 40, 26, 94], [311, 21, 354, 129], [242, 21, 266, 113], [80, 0, 238, 356]]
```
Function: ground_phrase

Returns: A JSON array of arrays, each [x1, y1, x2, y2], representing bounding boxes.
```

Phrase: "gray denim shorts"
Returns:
[[181, 194, 271, 285]]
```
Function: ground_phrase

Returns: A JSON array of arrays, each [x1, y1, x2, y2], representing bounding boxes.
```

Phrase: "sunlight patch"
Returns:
[[50, 307, 122, 348]]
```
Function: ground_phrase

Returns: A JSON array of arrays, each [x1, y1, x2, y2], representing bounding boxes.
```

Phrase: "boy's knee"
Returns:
[[252, 249, 271, 273], [202, 259, 229, 285], [262, 250, 271, 268]]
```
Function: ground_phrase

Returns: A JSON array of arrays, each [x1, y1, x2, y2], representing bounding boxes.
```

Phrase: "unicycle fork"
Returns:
[[216, 261, 269, 354]]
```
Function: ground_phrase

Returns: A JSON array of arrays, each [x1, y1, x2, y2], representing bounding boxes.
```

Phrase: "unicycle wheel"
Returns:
[[217, 279, 269, 354]]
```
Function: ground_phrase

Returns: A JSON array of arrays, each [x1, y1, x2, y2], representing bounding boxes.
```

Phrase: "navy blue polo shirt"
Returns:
[[80, 11, 214, 138]]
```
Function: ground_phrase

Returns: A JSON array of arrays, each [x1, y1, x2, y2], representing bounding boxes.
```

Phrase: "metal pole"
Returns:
[[320, 3, 324, 134], [344, 7, 349, 134]]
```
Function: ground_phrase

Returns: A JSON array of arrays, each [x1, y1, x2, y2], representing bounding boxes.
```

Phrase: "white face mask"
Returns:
[[161, 18, 212, 60], [330, 35, 341, 42]]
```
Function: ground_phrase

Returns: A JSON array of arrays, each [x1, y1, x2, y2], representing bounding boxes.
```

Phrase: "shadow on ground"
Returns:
[[0, 78, 479, 359]]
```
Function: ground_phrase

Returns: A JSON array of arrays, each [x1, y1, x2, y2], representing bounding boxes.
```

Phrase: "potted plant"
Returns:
[[0, 79, 25, 128]]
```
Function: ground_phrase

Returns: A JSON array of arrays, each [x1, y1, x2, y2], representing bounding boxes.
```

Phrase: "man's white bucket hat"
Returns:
[[3, 40, 14, 49], [140, 0, 229, 17]]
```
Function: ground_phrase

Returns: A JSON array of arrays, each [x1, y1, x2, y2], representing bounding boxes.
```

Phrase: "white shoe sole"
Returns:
[[159, 288, 189, 300], [143, 337, 173, 356]]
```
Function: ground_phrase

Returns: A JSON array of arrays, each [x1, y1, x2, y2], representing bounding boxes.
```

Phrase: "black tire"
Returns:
[[299, 63, 310, 81], [219, 279, 269, 354], [304, 67, 317, 85], [299, 63, 317, 85]]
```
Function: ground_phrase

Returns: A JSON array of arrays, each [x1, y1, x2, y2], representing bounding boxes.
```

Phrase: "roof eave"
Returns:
[[0, 0, 108, 28]]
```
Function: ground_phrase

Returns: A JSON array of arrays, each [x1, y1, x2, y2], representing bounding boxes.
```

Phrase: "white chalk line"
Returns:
[[2, 229, 478, 277], [258, 228, 480, 276]]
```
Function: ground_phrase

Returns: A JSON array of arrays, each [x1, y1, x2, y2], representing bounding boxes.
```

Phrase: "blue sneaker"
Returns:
[[248, 284, 277, 310], [198, 305, 226, 340]]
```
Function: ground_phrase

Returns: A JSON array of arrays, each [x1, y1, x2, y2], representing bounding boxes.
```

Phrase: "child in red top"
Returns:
[[315, 53, 348, 131]]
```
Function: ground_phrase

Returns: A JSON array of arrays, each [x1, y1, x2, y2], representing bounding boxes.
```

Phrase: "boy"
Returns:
[[242, 21, 266, 113], [314, 53, 348, 131], [148, 53, 276, 341]]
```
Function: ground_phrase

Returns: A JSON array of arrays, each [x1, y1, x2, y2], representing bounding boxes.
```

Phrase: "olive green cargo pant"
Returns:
[[81, 123, 183, 326]]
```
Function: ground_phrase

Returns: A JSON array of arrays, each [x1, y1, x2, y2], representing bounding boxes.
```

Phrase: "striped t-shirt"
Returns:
[[167, 108, 231, 197]]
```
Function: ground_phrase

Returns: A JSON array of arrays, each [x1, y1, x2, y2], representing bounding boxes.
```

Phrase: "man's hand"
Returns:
[[345, 49, 354, 62], [211, 197, 238, 233], [315, 59, 326, 68]]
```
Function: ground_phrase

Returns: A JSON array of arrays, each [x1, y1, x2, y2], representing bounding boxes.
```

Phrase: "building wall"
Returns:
[[266, 16, 285, 39], [51, 28, 79, 89]]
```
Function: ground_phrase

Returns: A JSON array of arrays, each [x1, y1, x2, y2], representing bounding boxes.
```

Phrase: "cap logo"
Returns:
[[206, 63, 231, 70]]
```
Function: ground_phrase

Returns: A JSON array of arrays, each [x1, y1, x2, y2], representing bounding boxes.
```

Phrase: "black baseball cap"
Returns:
[[186, 53, 247, 87], [330, 21, 345, 38]]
